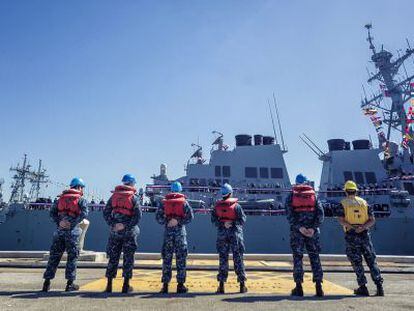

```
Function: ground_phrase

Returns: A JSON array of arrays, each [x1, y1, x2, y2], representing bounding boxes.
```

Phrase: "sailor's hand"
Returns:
[[167, 218, 178, 227], [224, 221, 233, 229], [59, 220, 70, 229], [306, 228, 315, 237], [355, 225, 366, 233], [299, 227, 308, 236], [113, 223, 125, 232]]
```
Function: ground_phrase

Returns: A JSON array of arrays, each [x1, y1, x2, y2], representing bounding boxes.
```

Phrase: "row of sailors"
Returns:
[[40, 174, 384, 298]]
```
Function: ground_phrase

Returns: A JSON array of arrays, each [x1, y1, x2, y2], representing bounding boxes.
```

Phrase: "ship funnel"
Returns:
[[254, 135, 263, 145], [160, 164, 167, 177], [327, 139, 346, 151], [263, 136, 275, 145], [235, 134, 252, 146]]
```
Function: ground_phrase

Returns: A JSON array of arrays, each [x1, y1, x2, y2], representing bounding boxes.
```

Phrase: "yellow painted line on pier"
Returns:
[[80, 269, 352, 295]]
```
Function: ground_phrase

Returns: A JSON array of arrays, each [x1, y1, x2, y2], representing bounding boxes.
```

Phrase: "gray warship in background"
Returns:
[[0, 25, 413, 255]]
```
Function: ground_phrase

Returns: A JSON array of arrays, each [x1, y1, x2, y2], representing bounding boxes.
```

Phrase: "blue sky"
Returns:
[[0, 0, 412, 200]]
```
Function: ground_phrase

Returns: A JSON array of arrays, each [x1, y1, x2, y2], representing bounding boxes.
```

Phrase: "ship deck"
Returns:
[[0, 252, 413, 310]]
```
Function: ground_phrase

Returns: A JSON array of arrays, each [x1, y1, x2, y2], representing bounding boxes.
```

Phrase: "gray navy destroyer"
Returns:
[[0, 25, 413, 255]]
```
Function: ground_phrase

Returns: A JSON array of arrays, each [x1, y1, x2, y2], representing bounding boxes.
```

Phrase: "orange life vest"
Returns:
[[163, 193, 186, 218], [215, 198, 238, 222], [111, 185, 136, 216], [291, 184, 316, 212], [57, 189, 82, 217]]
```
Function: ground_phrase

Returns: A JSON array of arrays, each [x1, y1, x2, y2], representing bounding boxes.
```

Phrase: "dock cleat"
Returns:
[[354, 285, 369, 296]]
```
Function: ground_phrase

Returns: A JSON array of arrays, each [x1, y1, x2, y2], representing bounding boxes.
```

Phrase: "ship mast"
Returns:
[[28, 159, 49, 201], [361, 24, 414, 172], [9, 154, 31, 203]]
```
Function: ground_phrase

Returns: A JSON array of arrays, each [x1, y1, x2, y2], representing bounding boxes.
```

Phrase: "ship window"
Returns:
[[260, 167, 269, 178], [354, 171, 364, 184], [343, 171, 353, 182], [222, 166, 231, 177], [365, 172, 377, 184], [270, 168, 283, 179], [403, 182, 414, 195], [245, 167, 258, 178], [215, 166, 221, 177], [199, 178, 207, 186]]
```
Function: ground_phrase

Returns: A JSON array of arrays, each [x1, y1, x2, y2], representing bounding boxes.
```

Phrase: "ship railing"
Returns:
[[23, 202, 286, 216]]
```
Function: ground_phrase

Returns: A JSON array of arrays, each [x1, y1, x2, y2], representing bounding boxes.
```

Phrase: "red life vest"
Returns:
[[163, 193, 186, 218], [291, 184, 316, 212], [57, 189, 82, 217], [215, 198, 238, 222], [111, 185, 136, 216]]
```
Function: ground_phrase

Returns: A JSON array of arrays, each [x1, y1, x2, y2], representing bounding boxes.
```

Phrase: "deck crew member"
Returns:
[[42, 177, 88, 292], [211, 183, 247, 294], [338, 180, 384, 296], [287, 174, 324, 297], [103, 174, 142, 293], [156, 181, 194, 294]]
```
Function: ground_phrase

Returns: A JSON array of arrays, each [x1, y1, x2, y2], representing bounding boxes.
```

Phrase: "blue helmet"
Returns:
[[221, 183, 233, 196], [170, 181, 183, 193], [122, 174, 136, 185], [295, 174, 307, 184], [70, 177, 85, 188]]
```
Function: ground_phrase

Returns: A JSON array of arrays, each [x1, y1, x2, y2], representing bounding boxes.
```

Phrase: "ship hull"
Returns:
[[1, 208, 413, 255]]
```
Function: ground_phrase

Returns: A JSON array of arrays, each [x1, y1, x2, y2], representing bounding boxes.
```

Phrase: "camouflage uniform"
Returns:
[[338, 203, 383, 286], [43, 197, 89, 281], [286, 194, 324, 283], [103, 195, 142, 279], [211, 203, 247, 283], [156, 201, 194, 284]]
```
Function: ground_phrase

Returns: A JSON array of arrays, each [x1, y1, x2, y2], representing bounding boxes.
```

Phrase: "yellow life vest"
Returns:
[[340, 196, 369, 231]]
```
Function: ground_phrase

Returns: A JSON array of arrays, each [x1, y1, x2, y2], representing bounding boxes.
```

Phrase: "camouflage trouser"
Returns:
[[161, 230, 188, 283], [105, 230, 138, 279], [216, 230, 246, 283], [290, 229, 323, 283], [345, 231, 383, 286], [43, 229, 80, 281]]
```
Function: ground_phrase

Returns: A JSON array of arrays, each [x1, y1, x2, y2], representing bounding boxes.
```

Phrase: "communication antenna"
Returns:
[[272, 93, 287, 151], [267, 98, 278, 144]]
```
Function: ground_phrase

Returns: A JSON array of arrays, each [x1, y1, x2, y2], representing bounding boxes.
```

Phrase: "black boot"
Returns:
[[376, 283, 384, 297], [160, 282, 168, 294], [240, 281, 248, 293], [122, 278, 133, 293], [216, 281, 225, 294], [354, 284, 369, 296], [315, 281, 324, 297], [291, 282, 304, 297], [177, 283, 188, 294], [105, 278, 113, 293], [65, 280, 79, 292], [41, 279, 50, 292]]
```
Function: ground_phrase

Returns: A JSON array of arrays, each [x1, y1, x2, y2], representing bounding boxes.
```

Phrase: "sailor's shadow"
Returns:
[[222, 294, 357, 303]]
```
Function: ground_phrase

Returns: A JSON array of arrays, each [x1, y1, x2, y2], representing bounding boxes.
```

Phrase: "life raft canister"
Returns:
[[111, 185, 136, 217], [215, 198, 238, 222], [57, 189, 83, 217], [291, 184, 316, 212], [163, 193, 186, 218], [341, 196, 369, 231]]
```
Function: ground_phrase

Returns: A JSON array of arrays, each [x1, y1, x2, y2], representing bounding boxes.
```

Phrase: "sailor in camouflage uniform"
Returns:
[[287, 174, 324, 297], [211, 183, 247, 294], [103, 174, 142, 293], [42, 177, 88, 292], [338, 180, 384, 296], [156, 181, 194, 294]]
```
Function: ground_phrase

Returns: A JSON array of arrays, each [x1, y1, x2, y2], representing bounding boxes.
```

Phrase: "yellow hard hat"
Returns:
[[344, 180, 358, 191]]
